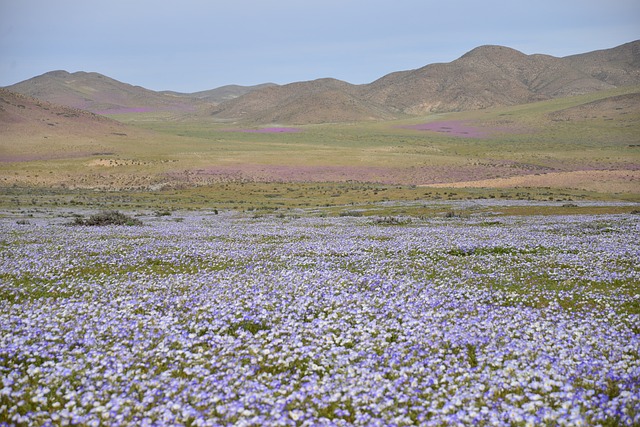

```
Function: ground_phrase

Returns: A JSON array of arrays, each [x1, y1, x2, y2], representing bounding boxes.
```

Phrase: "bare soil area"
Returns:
[[421, 170, 640, 193]]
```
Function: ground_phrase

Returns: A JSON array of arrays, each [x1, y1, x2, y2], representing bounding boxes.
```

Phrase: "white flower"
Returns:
[[289, 410, 303, 421]]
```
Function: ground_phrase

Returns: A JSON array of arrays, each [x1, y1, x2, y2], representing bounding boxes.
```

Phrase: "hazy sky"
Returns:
[[1, 0, 638, 92]]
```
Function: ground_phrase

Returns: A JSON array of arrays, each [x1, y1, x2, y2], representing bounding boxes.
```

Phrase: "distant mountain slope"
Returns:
[[4, 41, 639, 124], [564, 40, 640, 87], [180, 83, 278, 103], [0, 88, 138, 164], [209, 78, 397, 124], [4, 71, 209, 114], [0, 87, 123, 134], [362, 45, 612, 113], [212, 40, 640, 123], [5, 71, 276, 115]]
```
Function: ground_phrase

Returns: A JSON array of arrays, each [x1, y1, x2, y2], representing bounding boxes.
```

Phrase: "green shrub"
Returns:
[[340, 210, 363, 217], [72, 210, 143, 226], [372, 216, 410, 226]]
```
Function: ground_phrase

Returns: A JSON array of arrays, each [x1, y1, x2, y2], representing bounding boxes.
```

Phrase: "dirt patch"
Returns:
[[86, 159, 157, 168], [160, 161, 556, 187], [420, 170, 640, 193], [0, 152, 93, 163]]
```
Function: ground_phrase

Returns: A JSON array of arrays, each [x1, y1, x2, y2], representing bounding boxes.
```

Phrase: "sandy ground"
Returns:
[[420, 170, 640, 193], [3, 164, 638, 194]]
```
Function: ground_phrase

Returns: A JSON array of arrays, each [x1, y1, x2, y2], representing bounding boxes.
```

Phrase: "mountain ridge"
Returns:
[[6, 70, 195, 114], [213, 40, 640, 123], [4, 40, 639, 124], [161, 83, 278, 103]]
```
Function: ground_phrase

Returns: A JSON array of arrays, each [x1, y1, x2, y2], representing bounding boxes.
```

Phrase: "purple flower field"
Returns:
[[1, 210, 639, 426], [401, 121, 490, 138]]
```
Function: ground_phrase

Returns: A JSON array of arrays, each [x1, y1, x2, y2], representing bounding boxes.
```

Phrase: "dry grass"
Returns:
[[2, 86, 638, 206], [422, 170, 640, 194]]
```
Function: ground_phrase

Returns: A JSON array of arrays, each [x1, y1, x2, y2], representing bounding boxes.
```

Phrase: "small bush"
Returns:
[[72, 210, 143, 226], [372, 216, 411, 226]]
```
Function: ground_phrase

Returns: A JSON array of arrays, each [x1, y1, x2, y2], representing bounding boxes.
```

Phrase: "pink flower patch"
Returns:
[[401, 120, 488, 138]]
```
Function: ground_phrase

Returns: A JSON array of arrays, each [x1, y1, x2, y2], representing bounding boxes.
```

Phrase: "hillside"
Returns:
[[362, 45, 611, 113], [212, 40, 640, 123], [1, 84, 638, 195], [4, 71, 211, 115], [547, 92, 640, 122], [0, 88, 139, 163], [3, 40, 639, 125], [0, 88, 214, 189], [175, 83, 278, 103], [564, 41, 640, 87], [0, 88, 126, 138], [209, 78, 397, 124]]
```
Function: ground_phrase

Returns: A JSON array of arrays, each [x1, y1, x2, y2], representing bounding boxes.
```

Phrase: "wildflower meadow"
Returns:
[[1, 209, 638, 426]]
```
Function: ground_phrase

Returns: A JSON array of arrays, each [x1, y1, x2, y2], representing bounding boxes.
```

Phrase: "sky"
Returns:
[[1, 0, 638, 93]]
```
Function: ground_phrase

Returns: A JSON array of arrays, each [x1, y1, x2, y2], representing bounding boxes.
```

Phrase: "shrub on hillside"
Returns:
[[71, 210, 143, 226]]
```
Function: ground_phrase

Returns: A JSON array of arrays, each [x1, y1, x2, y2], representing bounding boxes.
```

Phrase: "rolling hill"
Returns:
[[208, 78, 397, 124], [0, 87, 141, 164], [0, 87, 207, 189], [166, 83, 278, 103], [1, 82, 638, 194], [3, 71, 218, 115], [4, 41, 639, 124], [361, 45, 612, 114], [212, 40, 639, 124], [0, 88, 127, 139]]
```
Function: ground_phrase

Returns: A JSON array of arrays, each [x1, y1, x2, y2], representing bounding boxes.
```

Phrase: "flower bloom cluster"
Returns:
[[1, 211, 638, 426]]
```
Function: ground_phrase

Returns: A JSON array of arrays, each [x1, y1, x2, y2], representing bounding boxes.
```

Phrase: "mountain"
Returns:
[[564, 41, 640, 87], [4, 41, 639, 124], [211, 40, 640, 123], [169, 83, 278, 103], [209, 78, 397, 124], [0, 87, 124, 134], [0, 87, 138, 164], [361, 45, 610, 113], [3, 70, 212, 115], [5, 71, 277, 115]]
